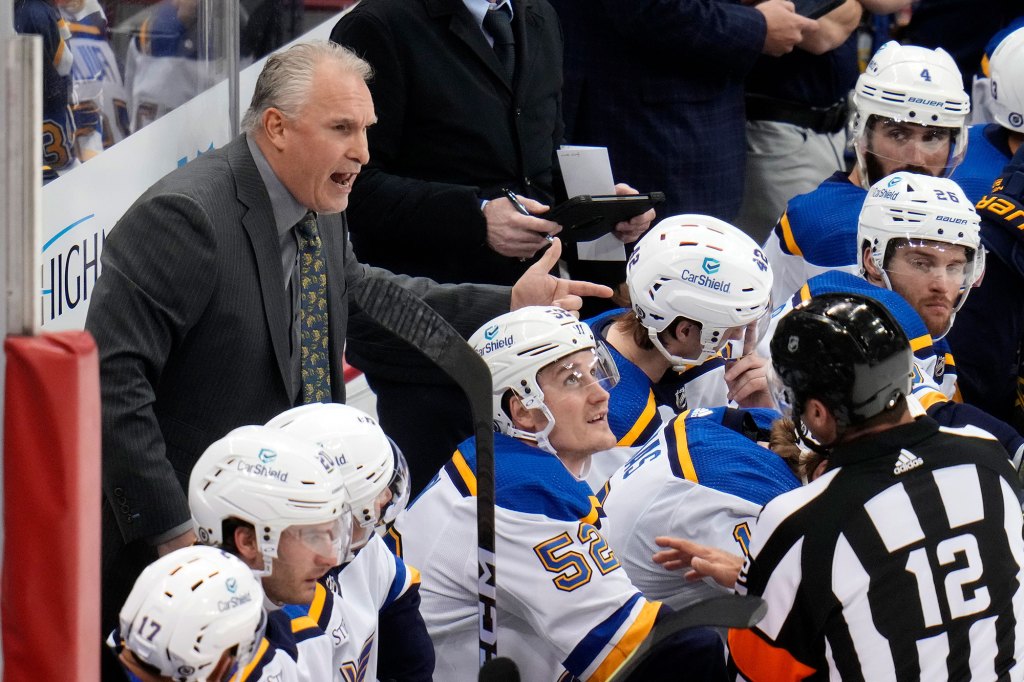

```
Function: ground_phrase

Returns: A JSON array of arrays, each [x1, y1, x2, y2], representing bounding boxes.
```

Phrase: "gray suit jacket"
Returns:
[[86, 135, 510, 545]]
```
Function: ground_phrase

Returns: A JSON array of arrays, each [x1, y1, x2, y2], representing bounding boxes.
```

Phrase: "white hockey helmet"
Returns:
[[989, 27, 1024, 133], [189, 425, 353, 576], [858, 172, 983, 337], [265, 403, 411, 558], [117, 546, 266, 682], [852, 41, 970, 187], [469, 306, 619, 455], [626, 215, 774, 369]]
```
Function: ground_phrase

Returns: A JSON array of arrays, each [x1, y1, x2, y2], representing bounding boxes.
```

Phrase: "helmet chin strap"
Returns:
[[648, 328, 715, 371], [794, 414, 840, 459], [512, 405, 558, 456]]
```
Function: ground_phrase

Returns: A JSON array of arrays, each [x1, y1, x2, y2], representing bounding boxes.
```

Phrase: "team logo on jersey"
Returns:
[[674, 386, 688, 411], [893, 448, 923, 475], [701, 257, 721, 275], [934, 355, 945, 380], [257, 448, 277, 464]]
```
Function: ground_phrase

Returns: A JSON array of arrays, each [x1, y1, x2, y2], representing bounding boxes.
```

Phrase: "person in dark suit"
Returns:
[[86, 40, 608, 679], [549, 0, 816, 222], [330, 0, 653, 493]]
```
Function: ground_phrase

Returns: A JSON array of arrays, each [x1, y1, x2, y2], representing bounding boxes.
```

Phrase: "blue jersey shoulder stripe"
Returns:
[[457, 434, 596, 520], [562, 592, 645, 676], [382, 553, 408, 609]]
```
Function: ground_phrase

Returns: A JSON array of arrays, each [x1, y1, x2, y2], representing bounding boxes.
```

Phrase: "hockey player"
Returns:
[[108, 545, 272, 682], [761, 172, 1024, 465], [763, 40, 971, 303], [59, 0, 130, 159], [189, 425, 353, 681], [951, 26, 1024, 203], [15, 0, 78, 182], [728, 293, 1024, 679], [265, 403, 434, 681], [948, 29, 1024, 430], [387, 306, 727, 681], [583, 215, 775, 487], [599, 406, 800, 610]]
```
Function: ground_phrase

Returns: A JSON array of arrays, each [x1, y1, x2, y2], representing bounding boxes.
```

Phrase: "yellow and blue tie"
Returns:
[[297, 211, 331, 403]]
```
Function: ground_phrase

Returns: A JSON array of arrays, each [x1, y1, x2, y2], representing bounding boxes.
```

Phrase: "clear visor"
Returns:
[[883, 238, 982, 298], [766, 366, 794, 419], [537, 346, 620, 406], [381, 444, 411, 525], [860, 117, 965, 179], [719, 305, 773, 361], [282, 516, 352, 566]]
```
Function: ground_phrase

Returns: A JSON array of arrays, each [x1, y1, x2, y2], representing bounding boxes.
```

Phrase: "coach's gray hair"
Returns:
[[241, 40, 373, 134]]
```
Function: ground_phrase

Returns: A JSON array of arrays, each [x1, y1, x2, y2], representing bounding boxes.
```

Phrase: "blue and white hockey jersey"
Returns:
[[951, 123, 1013, 204], [61, 2, 130, 155], [278, 535, 430, 682], [600, 407, 800, 610], [388, 434, 665, 681], [762, 172, 864, 304], [585, 309, 736, 490], [15, 0, 77, 179]]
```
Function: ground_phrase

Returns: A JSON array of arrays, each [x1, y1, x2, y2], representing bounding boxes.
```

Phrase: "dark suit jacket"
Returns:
[[330, 0, 565, 287], [85, 135, 510, 546], [549, 0, 766, 220]]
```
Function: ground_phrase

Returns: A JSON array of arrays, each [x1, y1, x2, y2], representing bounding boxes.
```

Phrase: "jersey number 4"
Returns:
[[534, 523, 621, 592]]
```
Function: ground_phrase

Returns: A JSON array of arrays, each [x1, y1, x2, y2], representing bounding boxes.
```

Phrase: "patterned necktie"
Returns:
[[296, 211, 331, 403], [482, 3, 515, 81]]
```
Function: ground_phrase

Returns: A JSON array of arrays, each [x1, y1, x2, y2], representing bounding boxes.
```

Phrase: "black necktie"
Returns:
[[482, 3, 515, 81], [296, 211, 331, 403]]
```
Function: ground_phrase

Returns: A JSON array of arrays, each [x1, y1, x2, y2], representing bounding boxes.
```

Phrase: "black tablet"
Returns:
[[793, 0, 843, 19], [539, 192, 665, 243]]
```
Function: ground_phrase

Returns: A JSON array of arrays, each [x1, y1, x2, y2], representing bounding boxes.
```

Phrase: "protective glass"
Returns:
[[537, 346, 620, 404], [283, 516, 352, 566], [380, 445, 411, 525], [860, 116, 965, 178], [766, 366, 794, 419], [720, 304, 773, 360], [883, 239, 983, 302]]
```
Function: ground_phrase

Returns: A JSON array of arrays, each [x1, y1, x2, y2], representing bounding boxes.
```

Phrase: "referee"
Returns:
[[730, 293, 1024, 680]]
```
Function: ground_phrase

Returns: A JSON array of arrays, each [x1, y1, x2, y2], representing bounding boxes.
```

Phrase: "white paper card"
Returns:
[[556, 146, 626, 262]]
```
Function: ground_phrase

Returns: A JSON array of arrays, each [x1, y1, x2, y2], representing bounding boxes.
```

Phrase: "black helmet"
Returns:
[[770, 293, 913, 430]]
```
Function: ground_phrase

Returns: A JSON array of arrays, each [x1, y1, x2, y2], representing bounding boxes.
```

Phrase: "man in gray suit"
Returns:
[[86, 40, 608, 677]]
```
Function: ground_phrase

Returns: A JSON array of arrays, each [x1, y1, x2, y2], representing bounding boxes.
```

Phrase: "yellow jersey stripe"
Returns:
[[798, 282, 811, 303], [290, 615, 319, 633], [944, 353, 956, 367], [589, 599, 661, 682], [452, 450, 478, 497], [307, 583, 327, 623], [909, 334, 932, 352], [617, 391, 657, 447], [780, 214, 803, 257], [673, 416, 699, 483], [68, 21, 102, 35], [916, 389, 948, 410], [408, 566, 421, 585], [581, 496, 601, 526]]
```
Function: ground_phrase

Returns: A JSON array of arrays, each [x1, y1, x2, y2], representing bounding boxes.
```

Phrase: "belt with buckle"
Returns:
[[745, 94, 849, 135]]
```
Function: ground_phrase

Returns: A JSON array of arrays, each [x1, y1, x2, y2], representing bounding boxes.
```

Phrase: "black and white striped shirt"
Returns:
[[730, 417, 1024, 681]]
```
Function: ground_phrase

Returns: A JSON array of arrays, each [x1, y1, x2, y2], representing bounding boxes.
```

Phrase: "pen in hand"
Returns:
[[503, 188, 555, 242]]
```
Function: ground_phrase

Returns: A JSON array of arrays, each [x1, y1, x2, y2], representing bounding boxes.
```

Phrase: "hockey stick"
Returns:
[[351, 277, 498, 666], [607, 594, 767, 682]]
